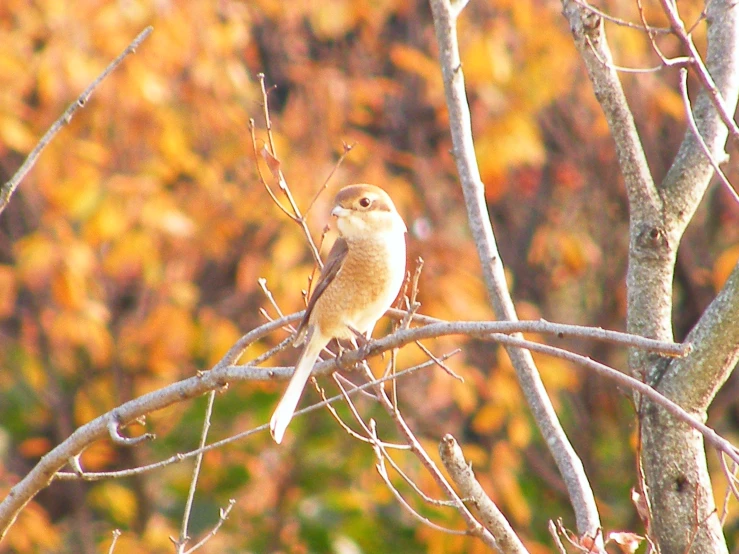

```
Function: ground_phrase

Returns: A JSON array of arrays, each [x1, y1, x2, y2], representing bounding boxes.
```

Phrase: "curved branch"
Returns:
[[561, 0, 661, 222], [660, 0, 739, 228], [663, 261, 739, 411], [0, 309, 721, 541], [429, 0, 602, 540], [440, 435, 530, 554]]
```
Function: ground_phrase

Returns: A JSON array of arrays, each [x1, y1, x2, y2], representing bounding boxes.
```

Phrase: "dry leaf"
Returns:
[[608, 531, 645, 554]]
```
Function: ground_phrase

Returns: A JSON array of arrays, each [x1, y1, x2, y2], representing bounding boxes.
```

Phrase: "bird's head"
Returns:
[[331, 184, 407, 239]]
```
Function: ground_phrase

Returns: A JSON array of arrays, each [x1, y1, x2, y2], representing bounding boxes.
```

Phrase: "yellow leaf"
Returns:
[[507, 414, 532, 448], [308, 0, 358, 39], [14, 233, 59, 290], [451, 375, 477, 413], [462, 29, 512, 86], [654, 85, 686, 121], [88, 483, 138, 526], [49, 311, 113, 370], [476, 114, 545, 185], [390, 44, 443, 88], [198, 308, 241, 366], [142, 304, 196, 375], [102, 230, 159, 282], [0, 115, 35, 151], [491, 442, 531, 524], [45, 164, 101, 217], [471, 402, 506, 434], [84, 196, 131, 243]]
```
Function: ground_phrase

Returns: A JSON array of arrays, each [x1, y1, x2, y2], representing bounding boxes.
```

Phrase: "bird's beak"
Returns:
[[331, 206, 349, 218]]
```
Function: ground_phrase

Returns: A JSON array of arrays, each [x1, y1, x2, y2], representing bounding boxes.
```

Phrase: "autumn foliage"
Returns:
[[0, 0, 738, 552]]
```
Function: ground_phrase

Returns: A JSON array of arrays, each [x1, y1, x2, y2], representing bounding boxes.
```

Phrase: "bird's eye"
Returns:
[[358, 197, 372, 208]]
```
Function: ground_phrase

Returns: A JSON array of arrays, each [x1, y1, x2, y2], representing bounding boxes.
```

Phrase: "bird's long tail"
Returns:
[[270, 335, 325, 444]]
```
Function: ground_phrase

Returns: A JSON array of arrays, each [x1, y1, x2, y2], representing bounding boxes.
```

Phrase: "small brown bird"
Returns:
[[270, 184, 407, 443]]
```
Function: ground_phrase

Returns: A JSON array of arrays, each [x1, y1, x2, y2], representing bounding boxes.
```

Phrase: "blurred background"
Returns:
[[0, 0, 738, 552]]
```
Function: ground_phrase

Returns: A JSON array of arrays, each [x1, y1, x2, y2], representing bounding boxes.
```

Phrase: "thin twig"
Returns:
[[658, 0, 739, 143], [549, 521, 568, 554], [374, 447, 470, 537], [108, 529, 121, 554], [636, 0, 670, 65], [107, 418, 155, 446], [249, 335, 295, 366], [248, 119, 294, 219], [175, 391, 217, 553], [0, 26, 154, 215], [54, 354, 457, 482], [306, 141, 356, 214], [575, 0, 670, 33], [256, 73, 323, 267], [678, 68, 739, 204], [258, 277, 287, 319], [487, 332, 739, 466], [719, 454, 739, 524], [586, 34, 690, 72], [318, 377, 378, 443], [367, 420, 458, 507], [327, 377, 411, 450], [358, 362, 499, 549], [182, 499, 235, 554], [415, 341, 464, 381]]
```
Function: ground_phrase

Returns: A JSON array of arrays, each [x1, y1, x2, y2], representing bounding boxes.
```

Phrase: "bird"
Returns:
[[269, 184, 407, 444]]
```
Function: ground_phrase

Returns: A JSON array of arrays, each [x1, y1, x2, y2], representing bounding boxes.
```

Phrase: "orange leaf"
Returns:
[[18, 436, 51, 458], [712, 245, 739, 291], [0, 265, 17, 317]]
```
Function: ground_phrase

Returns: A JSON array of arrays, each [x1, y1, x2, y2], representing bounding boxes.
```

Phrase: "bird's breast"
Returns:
[[311, 231, 406, 339]]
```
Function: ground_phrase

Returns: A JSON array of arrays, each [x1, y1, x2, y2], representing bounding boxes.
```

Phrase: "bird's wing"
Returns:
[[294, 237, 349, 344]]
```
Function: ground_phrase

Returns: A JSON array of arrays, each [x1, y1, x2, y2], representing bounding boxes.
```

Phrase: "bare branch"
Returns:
[[367, 421, 455, 507], [374, 447, 470, 537], [439, 435, 529, 554], [658, 0, 739, 144], [107, 529, 121, 554], [107, 418, 154, 446], [575, 0, 670, 34], [182, 499, 235, 554], [660, 260, 739, 412], [0, 309, 708, 540], [487, 332, 739, 466], [255, 74, 323, 268], [174, 391, 217, 553], [357, 362, 500, 550], [415, 341, 464, 381], [0, 26, 153, 216], [678, 68, 739, 204], [548, 521, 568, 554], [430, 0, 603, 539], [248, 119, 294, 220], [54, 354, 453, 484], [306, 141, 356, 214], [561, 0, 660, 222]]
